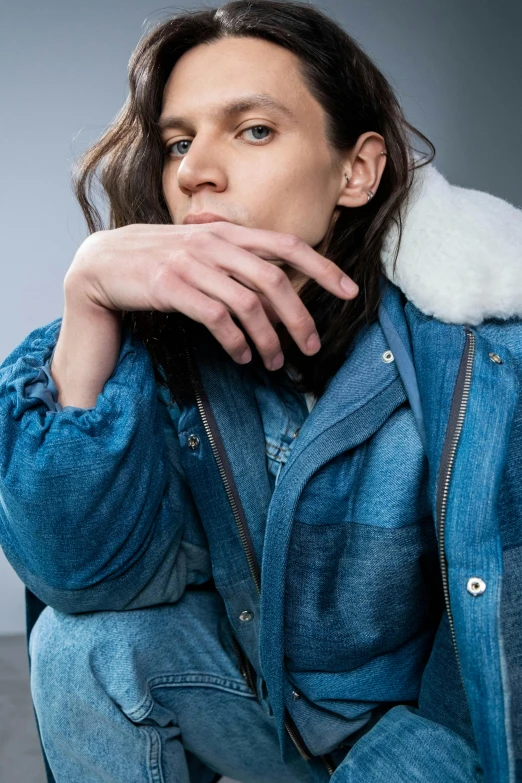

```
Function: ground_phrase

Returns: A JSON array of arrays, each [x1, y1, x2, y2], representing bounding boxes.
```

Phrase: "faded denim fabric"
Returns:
[[403, 305, 521, 783], [28, 588, 330, 783], [0, 277, 520, 782], [474, 320, 522, 781], [0, 319, 213, 614], [245, 319, 443, 758]]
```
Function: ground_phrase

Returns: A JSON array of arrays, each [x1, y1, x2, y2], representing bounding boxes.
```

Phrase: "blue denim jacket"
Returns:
[[1, 278, 521, 783]]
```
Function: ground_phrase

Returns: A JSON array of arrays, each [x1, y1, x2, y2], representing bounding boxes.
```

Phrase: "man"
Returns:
[[1, 2, 521, 782]]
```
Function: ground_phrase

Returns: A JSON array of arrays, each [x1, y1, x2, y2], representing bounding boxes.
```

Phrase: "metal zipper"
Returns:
[[435, 328, 476, 677], [182, 333, 335, 775], [183, 335, 261, 594]]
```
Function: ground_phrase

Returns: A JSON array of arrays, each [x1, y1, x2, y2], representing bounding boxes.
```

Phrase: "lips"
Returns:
[[183, 212, 232, 224]]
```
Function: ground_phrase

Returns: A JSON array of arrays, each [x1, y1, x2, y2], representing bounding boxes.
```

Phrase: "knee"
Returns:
[[28, 604, 164, 720], [29, 607, 98, 696]]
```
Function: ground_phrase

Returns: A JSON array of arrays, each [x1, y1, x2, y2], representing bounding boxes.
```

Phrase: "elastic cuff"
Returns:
[[23, 345, 93, 413]]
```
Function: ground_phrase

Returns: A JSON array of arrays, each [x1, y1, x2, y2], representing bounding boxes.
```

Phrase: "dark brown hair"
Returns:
[[73, 0, 435, 405]]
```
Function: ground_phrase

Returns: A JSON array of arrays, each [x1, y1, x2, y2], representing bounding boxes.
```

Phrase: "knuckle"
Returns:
[[171, 250, 196, 281], [179, 228, 206, 248], [193, 229, 213, 245], [179, 230, 199, 247], [182, 228, 216, 248], [288, 310, 315, 333], [235, 290, 261, 316], [259, 333, 281, 354], [279, 232, 303, 252], [206, 302, 229, 325], [261, 263, 286, 287], [212, 220, 231, 235], [322, 256, 337, 276], [226, 331, 248, 351]]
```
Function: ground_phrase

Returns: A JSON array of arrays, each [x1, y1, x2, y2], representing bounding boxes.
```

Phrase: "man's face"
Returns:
[[159, 36, 345, 258]]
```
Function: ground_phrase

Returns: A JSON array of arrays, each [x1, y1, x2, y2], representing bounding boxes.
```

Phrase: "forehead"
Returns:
[[161, 36, 322, 121]]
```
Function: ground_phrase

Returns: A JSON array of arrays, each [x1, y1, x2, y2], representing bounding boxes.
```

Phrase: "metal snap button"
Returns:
[[489, 352, 503, 364], [187, 434, 200, 450], [382, 350, 394, 363], [239, 610, 254, 622], [291, 689, 301, 700], [467, 577, 486, 596]]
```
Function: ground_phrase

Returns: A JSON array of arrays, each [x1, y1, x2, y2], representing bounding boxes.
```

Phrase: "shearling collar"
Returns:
[[380, 161, 522, 325]]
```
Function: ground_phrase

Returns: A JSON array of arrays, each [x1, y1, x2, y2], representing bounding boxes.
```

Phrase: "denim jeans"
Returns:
[[28, 589, 331, 783]]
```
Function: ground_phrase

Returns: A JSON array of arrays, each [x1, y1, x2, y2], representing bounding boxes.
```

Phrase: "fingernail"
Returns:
[[340, 275, 358, 294], [239, 348, 252, 363], [270, 352, 284, 370], [306, 332, 321, 353]]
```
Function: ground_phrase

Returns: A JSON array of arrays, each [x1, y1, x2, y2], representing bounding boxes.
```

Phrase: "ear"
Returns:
[[336, 132, 387, 209]]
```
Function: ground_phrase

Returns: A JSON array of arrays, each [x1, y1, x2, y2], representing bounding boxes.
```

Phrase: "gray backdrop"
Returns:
[[1, 0, 521, 633]]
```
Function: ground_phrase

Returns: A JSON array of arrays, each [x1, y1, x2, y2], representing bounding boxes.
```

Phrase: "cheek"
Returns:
[[162, 167, 178, 212], [260, 167, 337, 244]]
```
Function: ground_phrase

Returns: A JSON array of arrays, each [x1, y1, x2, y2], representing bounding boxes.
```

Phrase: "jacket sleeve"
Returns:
[[0, 317, 212, 614]]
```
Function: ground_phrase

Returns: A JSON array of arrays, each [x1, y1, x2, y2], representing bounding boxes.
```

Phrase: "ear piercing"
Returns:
[[343, 173, 374, 200], [344, 150, 386, 201]]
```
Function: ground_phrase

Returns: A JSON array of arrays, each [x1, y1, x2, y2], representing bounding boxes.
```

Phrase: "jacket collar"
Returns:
[[380, 160, 522, 325]]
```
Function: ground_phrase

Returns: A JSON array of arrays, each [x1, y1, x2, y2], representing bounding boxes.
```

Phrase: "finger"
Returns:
[[189, 233, 321, 358], [210, 221, 359, 298], [155, 275, 255, 366], [175, 258, 285, 370]]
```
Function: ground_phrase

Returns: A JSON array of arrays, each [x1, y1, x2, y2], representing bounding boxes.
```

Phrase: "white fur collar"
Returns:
[[380, 160, 522, 325]]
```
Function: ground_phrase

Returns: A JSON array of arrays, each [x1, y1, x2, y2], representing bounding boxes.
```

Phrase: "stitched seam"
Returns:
[[265, 440, 290, 457], [266, 452, 290, 465], [125, 672, 255, 720], [150, 680, 257, 698], [148, 672, 255, 694], [144, 725, 165, 783], [126, 693, 155, 721]]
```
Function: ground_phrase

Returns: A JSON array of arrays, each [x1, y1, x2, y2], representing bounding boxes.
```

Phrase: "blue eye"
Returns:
[[165, 124, 273, 158], [168, 139, 192, 157], [242, 125, 272, 141]]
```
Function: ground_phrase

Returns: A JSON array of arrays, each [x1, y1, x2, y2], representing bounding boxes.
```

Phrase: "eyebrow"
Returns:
[[157, 93, 296, 133]]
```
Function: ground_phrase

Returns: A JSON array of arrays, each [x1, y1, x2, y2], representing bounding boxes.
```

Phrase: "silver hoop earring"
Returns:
[[367, 190, 374, 201], [344, 173, 350, 182]]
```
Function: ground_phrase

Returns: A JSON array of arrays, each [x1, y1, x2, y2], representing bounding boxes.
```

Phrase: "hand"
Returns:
[[67, 221, 359, 372]]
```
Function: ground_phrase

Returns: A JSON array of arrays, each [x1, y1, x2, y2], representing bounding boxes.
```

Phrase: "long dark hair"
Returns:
[[73, 0, 435, 405]]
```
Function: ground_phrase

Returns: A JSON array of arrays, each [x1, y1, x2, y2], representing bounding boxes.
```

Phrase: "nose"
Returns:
[[176, 137, 227, 196]]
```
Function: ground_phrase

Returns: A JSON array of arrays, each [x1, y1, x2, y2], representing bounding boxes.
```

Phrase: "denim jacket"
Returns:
[[1, 162, 521, 783]]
